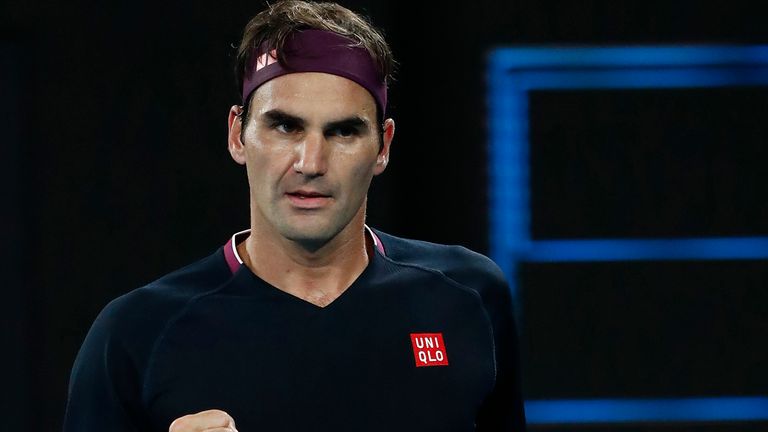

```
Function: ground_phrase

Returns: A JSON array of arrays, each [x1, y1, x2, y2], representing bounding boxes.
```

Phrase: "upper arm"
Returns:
[[474, 272, 527, 431], [63, 298, 147, 432]]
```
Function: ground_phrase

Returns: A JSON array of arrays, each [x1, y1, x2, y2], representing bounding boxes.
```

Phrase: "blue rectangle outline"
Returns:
[[487, 45, 768, 424], [488, 45, 768, 283]]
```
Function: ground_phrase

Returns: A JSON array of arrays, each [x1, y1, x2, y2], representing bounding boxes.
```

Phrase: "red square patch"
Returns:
[[410, 333, 449, 367]]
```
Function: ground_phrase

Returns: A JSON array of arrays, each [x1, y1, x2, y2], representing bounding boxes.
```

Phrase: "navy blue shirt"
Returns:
[[64, 229, 526, 431]]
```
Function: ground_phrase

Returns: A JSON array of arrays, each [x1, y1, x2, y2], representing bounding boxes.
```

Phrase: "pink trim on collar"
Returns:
[[366, 226, 386, 255], [223, 237, 242, 274]]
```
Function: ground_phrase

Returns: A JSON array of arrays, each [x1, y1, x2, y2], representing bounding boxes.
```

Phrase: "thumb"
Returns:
[[228, 417, 238, 432]]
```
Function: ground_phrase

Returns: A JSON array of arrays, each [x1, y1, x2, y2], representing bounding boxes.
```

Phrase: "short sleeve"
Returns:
[[473, 265, 527, 431], [63, 298, 146, 431]]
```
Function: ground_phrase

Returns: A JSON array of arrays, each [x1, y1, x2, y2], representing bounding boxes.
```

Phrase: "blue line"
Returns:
[[524, 237, 768, 262], [525, 397, 768, 424], [510, 67, 768, 89], [487, 61, 530, 294], [489, 45, 768, 69]]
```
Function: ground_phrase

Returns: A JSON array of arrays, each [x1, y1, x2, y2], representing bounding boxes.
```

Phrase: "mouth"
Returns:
[[285, 190, 332, 208], [287, 190, 330, 198]]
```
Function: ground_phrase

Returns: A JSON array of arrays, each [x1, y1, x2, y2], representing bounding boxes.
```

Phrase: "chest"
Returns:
[[143, 286, 496, 431]]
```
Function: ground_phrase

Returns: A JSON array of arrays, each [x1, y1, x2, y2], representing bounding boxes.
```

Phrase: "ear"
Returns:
[[374, 118, 395, 176], [228, 105, 247, 165]]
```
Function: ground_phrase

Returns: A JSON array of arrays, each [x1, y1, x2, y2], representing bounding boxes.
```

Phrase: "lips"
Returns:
[[288, 191, 328, 198], [287, 190, 330, 199], [285, 190, 332, 208]]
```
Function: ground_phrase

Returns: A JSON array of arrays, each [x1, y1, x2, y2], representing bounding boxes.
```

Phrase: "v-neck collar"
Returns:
[[221, 226, 386, 311]]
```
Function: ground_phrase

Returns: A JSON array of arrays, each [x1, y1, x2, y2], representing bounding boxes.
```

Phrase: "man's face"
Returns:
[[228, 72, 393, 249]]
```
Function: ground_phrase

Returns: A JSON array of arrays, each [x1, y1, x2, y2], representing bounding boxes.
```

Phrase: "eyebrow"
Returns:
[[261, 109, 372, 132], [325, 116, 370, 134], [261, 109, 306, 128]]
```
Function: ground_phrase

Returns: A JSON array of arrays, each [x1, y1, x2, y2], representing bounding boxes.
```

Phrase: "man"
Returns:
[[64, 1, 526, 431]]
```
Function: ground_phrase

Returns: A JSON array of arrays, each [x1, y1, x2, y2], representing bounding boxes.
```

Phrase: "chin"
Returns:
[[279, 222, 339, 249], [270, 205, 363, 249]]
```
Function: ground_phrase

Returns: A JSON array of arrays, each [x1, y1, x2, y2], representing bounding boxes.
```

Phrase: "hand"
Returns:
[[168, 409, 238, 432]]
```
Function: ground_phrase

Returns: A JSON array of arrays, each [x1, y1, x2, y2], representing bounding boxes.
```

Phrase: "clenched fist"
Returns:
[[169, 409, 238, 432]]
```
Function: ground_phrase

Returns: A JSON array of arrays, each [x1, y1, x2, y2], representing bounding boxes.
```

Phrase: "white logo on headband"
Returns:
[[255, 49, 278, 72]]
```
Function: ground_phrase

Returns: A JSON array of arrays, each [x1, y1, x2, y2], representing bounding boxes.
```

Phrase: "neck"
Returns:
[[238, 206, 371, 307]]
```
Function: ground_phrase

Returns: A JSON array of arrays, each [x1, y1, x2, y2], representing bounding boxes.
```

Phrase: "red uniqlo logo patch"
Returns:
[[410, 333, 449, 367]]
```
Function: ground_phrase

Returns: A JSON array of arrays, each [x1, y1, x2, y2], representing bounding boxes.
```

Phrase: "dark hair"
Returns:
[[234, 0, 395, 131]]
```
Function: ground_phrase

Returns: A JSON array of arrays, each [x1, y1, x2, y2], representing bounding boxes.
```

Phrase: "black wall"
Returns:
[[3, 0, 767, 430]]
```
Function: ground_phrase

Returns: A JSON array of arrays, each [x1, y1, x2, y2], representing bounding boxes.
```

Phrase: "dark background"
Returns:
[[3, 0, 768, 430]]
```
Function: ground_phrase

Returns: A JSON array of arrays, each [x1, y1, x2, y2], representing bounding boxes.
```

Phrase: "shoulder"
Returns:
[[86, 247, 233, 350], [66, 248, 235, 422], [373, 229, 510, 300]]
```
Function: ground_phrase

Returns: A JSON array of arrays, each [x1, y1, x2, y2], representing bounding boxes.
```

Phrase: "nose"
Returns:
[[293, 131, 328, 177]]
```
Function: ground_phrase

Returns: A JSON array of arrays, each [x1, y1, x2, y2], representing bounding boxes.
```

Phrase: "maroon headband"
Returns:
[[242, 29, 387, 117]]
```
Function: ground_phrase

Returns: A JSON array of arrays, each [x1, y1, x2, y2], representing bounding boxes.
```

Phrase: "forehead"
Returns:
[[250, 72, 377, 122]]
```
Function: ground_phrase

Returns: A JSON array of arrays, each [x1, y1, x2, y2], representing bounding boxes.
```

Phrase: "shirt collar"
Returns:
[[223, 225, 385, 274]]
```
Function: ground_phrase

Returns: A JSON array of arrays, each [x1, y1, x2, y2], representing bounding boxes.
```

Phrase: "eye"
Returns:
[[272, 121, 300, 134], [329, 125, 359, 138]]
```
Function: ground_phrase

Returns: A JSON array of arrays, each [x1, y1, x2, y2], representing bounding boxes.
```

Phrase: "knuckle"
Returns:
[[168, 415, 189, 431], [205, 408, 232, 421]]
